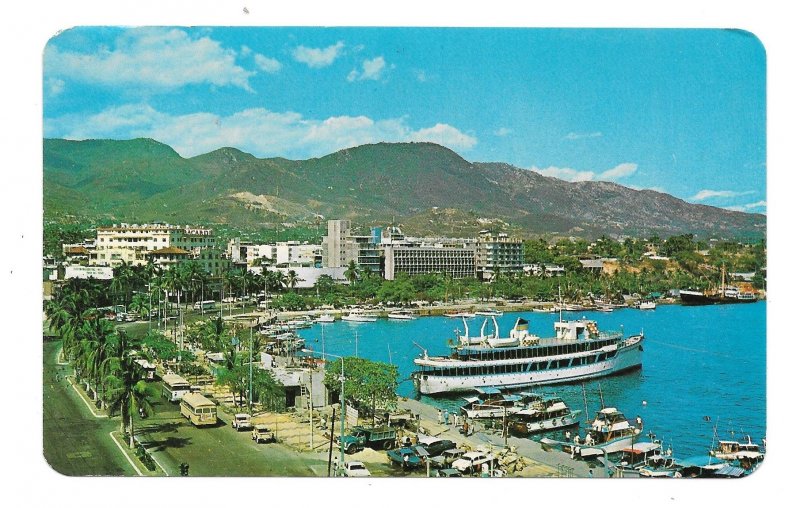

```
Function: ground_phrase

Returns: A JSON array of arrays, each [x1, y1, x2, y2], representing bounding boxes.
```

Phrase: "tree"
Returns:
[[324, 357, 398, 423], [104, 329, 159, 448], [344, 260, 360, 285], [286, 270, 302, 291]]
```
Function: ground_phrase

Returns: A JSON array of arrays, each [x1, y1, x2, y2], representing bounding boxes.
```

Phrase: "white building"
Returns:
[[91, 223, 216, 267]]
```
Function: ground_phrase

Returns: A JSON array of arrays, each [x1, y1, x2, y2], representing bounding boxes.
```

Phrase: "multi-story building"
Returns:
[[475, 231, 524, 280], [90, 223, 220, 270], [227, 239, 322, 267], [321, 220, 381, 273], [383, 243, 477, 280]]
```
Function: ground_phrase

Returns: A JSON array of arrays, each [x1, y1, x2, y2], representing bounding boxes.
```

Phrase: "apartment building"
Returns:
[[475, 231, 524, 280], [90, 223, 218, 268]]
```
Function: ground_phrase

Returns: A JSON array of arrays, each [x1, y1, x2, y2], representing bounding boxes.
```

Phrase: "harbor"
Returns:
[[291, 299, 766, 475]]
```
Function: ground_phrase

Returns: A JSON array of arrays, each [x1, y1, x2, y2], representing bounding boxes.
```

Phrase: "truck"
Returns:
[[338, 426, 397, 454], [231, 413, 253, 431]]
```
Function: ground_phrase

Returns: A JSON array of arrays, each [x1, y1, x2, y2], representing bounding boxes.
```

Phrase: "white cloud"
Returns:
[[347, 56, 387, 82], [532, 166, 595, 182], [254, 53, 282, 73], [530, 162, 638, 183], [45, 27, 254, 92], [725, 200, 767, 212], [565, 131, 602, 140], [45, 77, 65, 97], [292, 41, 345, 68], [690, 189, 756, 201], [599, 163, 638, 180], [494, 127, 513, 137], [410, 124, 478, 150], [46, 104, 478, 159]]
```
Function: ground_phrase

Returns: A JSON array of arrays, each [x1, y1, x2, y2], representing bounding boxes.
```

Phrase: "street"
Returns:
[[42, 340, 138, 476]]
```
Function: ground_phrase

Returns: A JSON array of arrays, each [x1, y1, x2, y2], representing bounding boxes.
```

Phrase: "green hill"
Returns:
[[43, 138, 766, 240]]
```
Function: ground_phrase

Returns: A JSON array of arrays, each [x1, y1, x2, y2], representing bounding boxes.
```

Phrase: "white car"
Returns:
[[452, 451, 495, 474], [232, 413, 253, 431], [344, 461, 371, 477]]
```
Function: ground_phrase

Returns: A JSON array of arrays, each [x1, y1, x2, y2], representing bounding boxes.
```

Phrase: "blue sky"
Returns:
[[43, 27, 766, 213]]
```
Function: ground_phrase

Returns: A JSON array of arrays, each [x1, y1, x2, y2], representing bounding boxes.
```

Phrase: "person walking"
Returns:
[[437, 409, 443, 424], [443, 409, 450, 426]]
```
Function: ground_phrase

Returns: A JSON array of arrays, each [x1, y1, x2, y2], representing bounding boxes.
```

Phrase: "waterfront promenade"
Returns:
[[396, 398, 596, 478]]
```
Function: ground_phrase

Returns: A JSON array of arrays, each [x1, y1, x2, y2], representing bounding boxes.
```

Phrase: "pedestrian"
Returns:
[[588, 469, 593, 478], [443, 409, 450, 426], [437, 408, 443, 424], [565, 430, 571, 441]]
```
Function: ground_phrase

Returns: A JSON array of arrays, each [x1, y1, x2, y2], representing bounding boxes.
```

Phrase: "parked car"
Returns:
[[452, 451, 496, 474], [344, 461, 371, 477], [387, 447, 424, 469], [251, 424, 275, 443], [232, 413, 253, 431], [417, 437, 456, 457], [436, 468, 463, 478], [429, 448, 466, 469]]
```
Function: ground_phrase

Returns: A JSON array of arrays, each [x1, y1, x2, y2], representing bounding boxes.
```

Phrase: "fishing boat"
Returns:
[[315, 313, 335, 323], [460, 387, 528, 419], [412, 316, 644, 395], [508, 395, 581, 435], [614, 437, 679, 477], [710, 435, 764, 463], [577, 407, 643, 458], [388, 309, 416, 320], [638, 300, 656, 310], [341, 310, 378, 323], [680, 265, 759, 305]]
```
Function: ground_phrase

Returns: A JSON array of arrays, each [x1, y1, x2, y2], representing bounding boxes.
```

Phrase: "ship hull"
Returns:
[[413, 339, 643, 395]]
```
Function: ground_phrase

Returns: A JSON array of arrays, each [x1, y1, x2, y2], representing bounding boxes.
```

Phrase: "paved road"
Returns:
[[42, 340, 139, 476], [137, 400, 324, 477]]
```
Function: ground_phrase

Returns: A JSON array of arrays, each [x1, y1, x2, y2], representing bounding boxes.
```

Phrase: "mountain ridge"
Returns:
[[43, 138, 765, 240]]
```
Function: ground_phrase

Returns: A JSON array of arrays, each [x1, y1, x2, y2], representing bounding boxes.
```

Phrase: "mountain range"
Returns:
[[43, 138, 766, 240]]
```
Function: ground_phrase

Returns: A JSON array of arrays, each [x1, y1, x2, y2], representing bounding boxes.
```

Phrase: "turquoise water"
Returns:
[[297, 301, 766, 458]]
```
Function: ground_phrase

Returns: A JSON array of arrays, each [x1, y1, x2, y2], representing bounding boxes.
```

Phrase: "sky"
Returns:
[[43, 27, 766, 214]]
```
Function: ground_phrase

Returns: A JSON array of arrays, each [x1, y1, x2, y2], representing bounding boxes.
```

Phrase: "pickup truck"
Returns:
[[232, 413, 253, 431], [251, 424, 275, 443], [338, 426, 397, 454]]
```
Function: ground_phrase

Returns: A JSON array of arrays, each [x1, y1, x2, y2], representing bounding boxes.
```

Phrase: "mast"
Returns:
[[597, 382, 605, 409], [581, 383, 590, 424]]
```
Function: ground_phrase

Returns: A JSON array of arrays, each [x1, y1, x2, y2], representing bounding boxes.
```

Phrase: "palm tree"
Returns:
[[286, 270, 302, 291], [344, 260, 360, 285], [104, 330, 159, 448]]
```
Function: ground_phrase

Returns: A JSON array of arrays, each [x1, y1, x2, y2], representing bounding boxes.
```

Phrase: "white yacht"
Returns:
[[412, 316, 644, 395], [315, 313, 335, 323], [341, 310, 378, 323], [387, 309, 416, 320], [578, 407, 643, 457]]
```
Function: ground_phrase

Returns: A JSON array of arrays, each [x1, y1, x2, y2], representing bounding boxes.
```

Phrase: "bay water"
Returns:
[[297, 301, 766, 458]]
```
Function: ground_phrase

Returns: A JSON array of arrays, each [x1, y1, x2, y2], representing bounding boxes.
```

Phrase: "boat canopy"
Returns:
[[714, 465, 747, 478], [675, 455, 727, 468], [476, 387, 502, 395]]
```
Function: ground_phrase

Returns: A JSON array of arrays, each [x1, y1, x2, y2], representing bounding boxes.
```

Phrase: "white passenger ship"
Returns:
[[412, 316, 644, 395]]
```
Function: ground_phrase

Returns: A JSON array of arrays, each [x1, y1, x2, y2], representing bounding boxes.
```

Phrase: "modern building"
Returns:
[[383, 243, 477, 280], [321, 220, 381, 273], [475, 231, 524, 280]]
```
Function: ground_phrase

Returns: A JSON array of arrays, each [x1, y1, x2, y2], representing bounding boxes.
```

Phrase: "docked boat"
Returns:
[[614, 439, 678, 477], [341, 310, 378, 323], [412, 316, 644, 395], [710, 435, 764, 463], [388, 309, 416, 320], [680, 265, 759, 306], [577, 407, 643, 458], [444, 312, 476, 318], [508, 395, 581, 435], [476, 308, 503, 317], [638, 300, 656, 310], [315, 313, 335, 323], [460, 387, 528, 419]]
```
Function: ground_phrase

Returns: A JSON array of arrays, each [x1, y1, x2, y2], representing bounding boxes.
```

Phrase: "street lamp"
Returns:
[[302, 348, 345, 476]]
